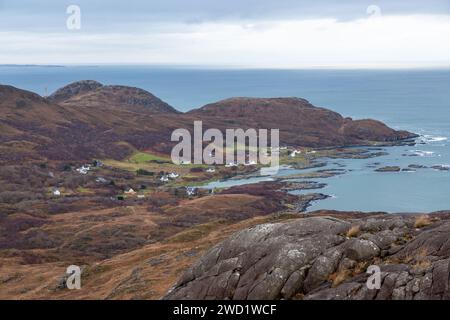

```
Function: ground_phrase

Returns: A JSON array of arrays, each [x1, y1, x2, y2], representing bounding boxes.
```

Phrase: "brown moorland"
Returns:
[[0, 80, 420, 300], [0, 81, 416, 163]]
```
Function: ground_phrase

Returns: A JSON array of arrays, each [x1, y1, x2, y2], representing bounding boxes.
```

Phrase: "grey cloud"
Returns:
[[0, 0, 449, 33]]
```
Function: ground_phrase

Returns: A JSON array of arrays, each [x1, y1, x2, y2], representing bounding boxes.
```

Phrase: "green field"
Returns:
[[129, 152, 171, 164]]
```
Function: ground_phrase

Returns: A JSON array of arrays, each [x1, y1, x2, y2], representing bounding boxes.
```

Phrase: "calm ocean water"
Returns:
[[1, 65, 450, 213]]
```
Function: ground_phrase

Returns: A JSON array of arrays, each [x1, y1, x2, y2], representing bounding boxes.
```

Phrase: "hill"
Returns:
[[0, 82, 416, 163], [189, 97, 415, 147], [51, 81, 178, 114]]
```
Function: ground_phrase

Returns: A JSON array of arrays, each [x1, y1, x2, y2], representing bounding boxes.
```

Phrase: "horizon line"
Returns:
[[2, 63, 450, 71]]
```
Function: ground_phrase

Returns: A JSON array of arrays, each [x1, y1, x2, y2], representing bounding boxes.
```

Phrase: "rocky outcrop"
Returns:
[[409, 164, 428, 169], [52, 81, 178, 114], [164, 213, 450, 300], [375, 166, 401, 172], [431, 165, 450, 171], [48, 80, 103, 102]]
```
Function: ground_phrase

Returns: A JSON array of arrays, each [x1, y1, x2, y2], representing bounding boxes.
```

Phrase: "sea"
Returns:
[[1, 65, 450, 213]]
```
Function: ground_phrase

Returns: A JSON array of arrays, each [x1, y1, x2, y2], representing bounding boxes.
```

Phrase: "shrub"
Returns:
[[136, 169, 154, 176], [15, 100, 27, 108], [0, 191, 43, 204], [330, 269, 352, 288], [414, 215, 432, 228], [346, 225, 360, 238]]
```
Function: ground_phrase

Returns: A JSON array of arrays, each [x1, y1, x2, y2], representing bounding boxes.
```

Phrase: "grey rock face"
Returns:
[[164, 214, 450, 300], [165, 217, 350, 300], [48, 80, 103, 102], [345, 239, 380, 261]]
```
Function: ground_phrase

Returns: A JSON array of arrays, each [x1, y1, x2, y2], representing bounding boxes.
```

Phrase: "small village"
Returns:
[[46, 146, 315, 206]]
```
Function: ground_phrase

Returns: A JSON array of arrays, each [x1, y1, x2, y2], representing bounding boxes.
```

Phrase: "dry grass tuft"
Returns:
[[346, 225, 360, 238], [329, 269, 352, 288], [413, 260, 432, 270], [354, 261, 370, 274], [414, 215, 432, 228]]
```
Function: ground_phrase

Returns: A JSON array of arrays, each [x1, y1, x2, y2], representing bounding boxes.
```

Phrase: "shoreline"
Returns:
[[197, 134, 450, 214]]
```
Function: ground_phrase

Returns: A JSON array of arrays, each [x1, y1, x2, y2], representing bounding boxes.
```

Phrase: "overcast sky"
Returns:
[[1, 0, 450, 67]]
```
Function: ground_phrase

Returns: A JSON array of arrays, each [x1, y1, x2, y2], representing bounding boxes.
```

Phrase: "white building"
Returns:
[[186, 187, 197, 197], [95, 177, 108, 184], [290, 150, 302, 158], [124, 188, 136, 195], [225, 162, 237, 168], [76, 165, 91, 175], [168, 172, 180, 179]]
